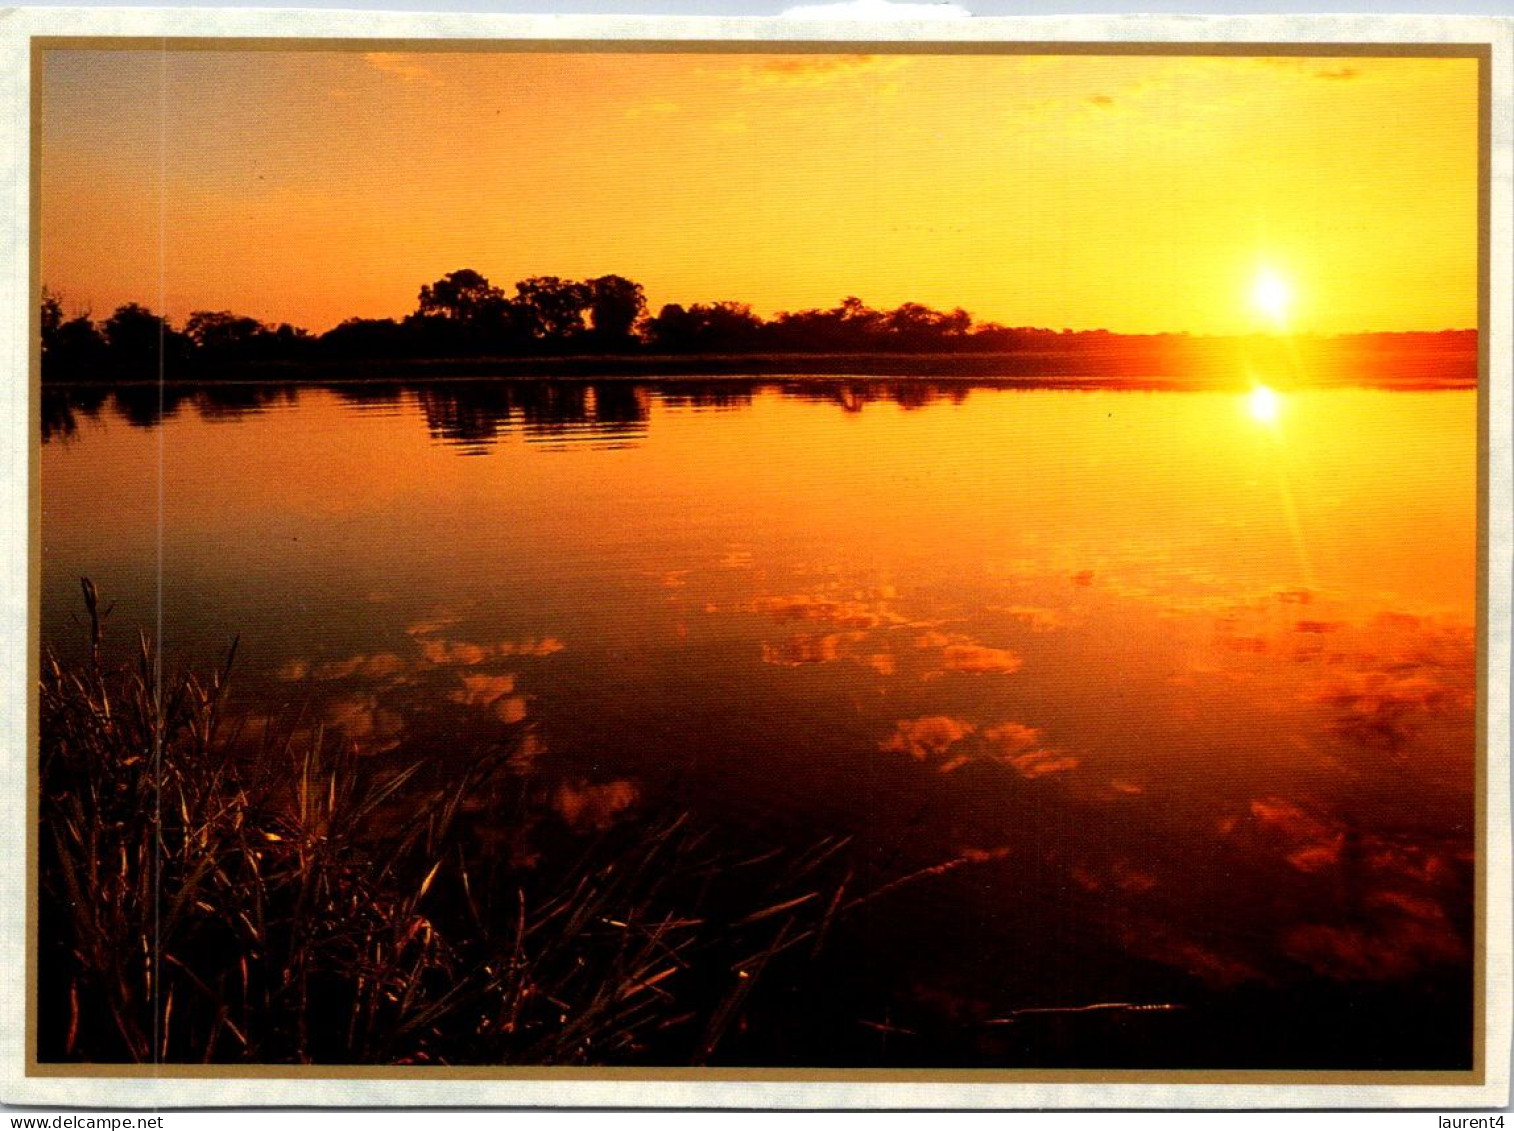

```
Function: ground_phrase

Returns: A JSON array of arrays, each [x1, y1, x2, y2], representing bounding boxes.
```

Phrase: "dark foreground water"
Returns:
[[40, 378, 1478, 1068]]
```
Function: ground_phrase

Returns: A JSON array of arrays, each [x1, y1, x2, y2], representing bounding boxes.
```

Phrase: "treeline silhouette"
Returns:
[[39, 268, 1153, 380], [41, 268, 1478, 386]]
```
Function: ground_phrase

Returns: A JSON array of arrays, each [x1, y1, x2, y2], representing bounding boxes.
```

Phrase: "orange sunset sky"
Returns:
[[40, 48, 1480, 336]]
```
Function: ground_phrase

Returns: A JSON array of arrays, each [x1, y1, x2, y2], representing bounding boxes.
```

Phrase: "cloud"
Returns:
[[499, 637, 566, 657], [275, 658, 309, 682], [413, 629, 565, 666], [1282, 910, 1463, 981], [358, 653, 405, 679], [1248, 797, 1343, 872], [880, 716, 975, 762], [494, 696, 528, 724], [1314, 67, 1359, 81], [879, 715, 1073, 777], [420, 639, 491, 666], [1122, 925, 1264, 989], [1008, 750, 1078, 778], [908, 623, 1029, 678], [1365, 840, 1463, 889], [448, 672, 516, 708], [276, 653, 405, 682], [446, 673, 528, 724], [761, 631, 865, 667], [324, 695, 404, 755], [1243, 795, 1470, 899], [555, 780, 639, 832], [941, 643, 1023, 675], [996, 604, 1075, 633], [1072, 860, 1157, 894], [753, 594, 886, 629], [1221, 787, 1472, 982], [510, 732, 549, 772], [1303, 670, 1466, 752], [982, 721, 1041, 754], [707, 587, 916, 652], [982, 722, 1077, 778]]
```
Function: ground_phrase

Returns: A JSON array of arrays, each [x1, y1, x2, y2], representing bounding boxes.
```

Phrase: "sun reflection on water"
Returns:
[[1247, 383, 1282, 426]]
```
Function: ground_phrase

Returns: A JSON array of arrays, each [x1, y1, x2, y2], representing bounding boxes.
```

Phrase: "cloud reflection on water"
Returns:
[[693, 528, 1473, 1001], [939, 642, 1025, 675], [323, 694, 405, 755], [880, 715, 976, 762], [878, 716, 1078, 779], [267, 613, 570, 755], [761, 631, 866, 667], [555, 779, 640, 832]]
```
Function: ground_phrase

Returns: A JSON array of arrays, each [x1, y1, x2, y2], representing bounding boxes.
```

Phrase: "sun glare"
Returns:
[[1252, 268, 1293, 326], [1247, 384, 1281, 425]]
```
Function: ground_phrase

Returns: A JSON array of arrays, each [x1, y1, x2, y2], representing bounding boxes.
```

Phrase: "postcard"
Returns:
[[1, 6, 1510, 1110]]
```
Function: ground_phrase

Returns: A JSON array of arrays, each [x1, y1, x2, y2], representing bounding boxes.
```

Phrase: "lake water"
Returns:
[[39, 378, 1479, 1067]]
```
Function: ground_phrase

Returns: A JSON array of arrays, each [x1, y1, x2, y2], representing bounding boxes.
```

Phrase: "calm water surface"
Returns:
[[40, 379, 1478, 1066]]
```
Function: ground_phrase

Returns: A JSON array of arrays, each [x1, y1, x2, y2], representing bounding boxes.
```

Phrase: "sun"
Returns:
[[1251, 268, 1294, 326]]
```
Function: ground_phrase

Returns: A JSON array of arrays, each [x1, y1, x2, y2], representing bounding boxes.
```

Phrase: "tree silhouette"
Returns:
[[645, 301, 765, 353], [319, 317, 412, 359], [514, 276, 590, 343], [41, 288, 63, 342], [584, 275, 647, 347], [771, 300, 875, 351], [417, 269, 504, 325], [184, 310, 314, 367], [50, 317, 108, 374], [41, 289, 110, 380], [102, 303, 187, 376], [885, 303, 971, 351], [186, 310, 267, 355]]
